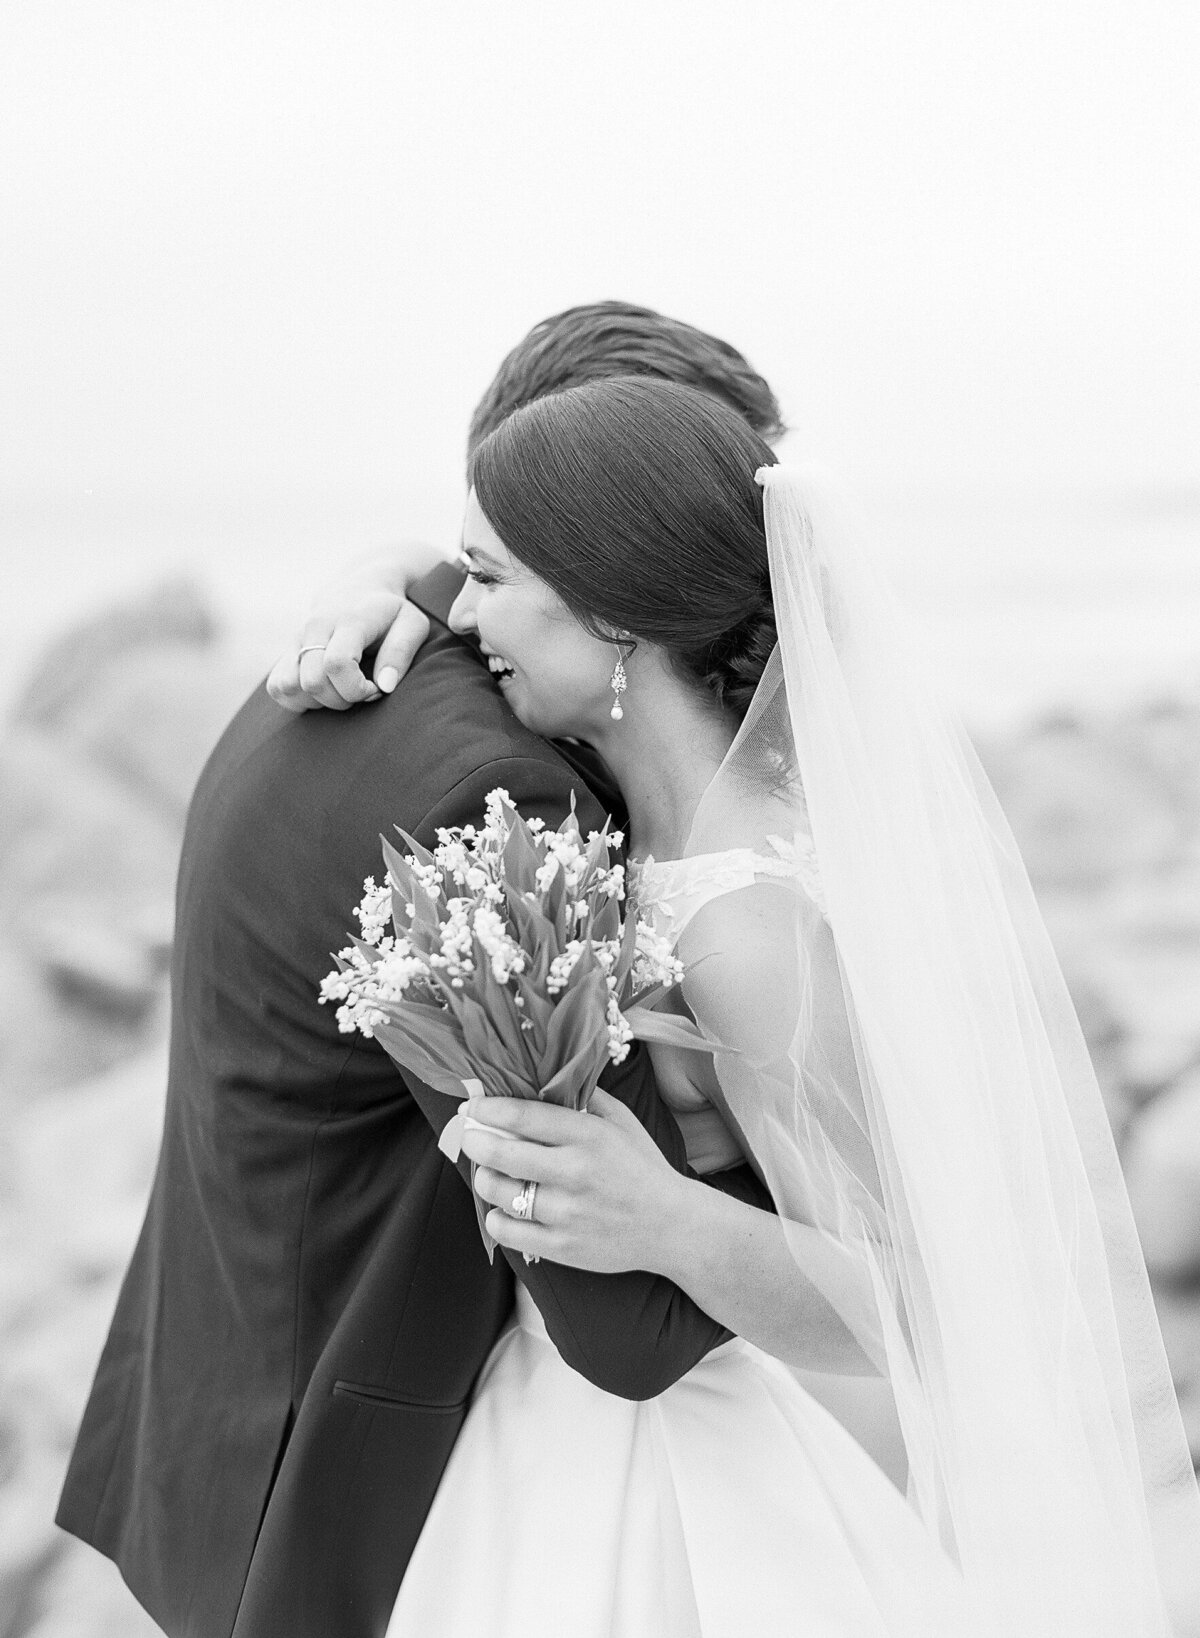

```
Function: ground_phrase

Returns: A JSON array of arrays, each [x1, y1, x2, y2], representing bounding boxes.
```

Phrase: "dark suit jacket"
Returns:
[[56, 564, 768, 1638]]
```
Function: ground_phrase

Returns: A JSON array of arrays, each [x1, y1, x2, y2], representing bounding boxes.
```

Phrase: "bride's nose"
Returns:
[[448, 581, 478, 636]]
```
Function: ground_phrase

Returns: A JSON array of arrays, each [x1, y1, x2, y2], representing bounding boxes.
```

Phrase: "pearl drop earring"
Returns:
[[609, 644, 631, 720]]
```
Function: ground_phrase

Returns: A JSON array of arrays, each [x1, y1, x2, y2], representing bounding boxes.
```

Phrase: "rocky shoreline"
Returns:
[[1, 584, 1197, 1636]]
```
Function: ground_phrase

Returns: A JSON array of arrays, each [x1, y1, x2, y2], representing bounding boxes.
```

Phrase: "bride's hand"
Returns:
[[459, 1091, 692, 1275], [266, 541, 445, 713]]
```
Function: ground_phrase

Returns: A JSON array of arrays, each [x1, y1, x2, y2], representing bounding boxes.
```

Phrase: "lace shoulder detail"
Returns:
[[631, 831, 825, 947]]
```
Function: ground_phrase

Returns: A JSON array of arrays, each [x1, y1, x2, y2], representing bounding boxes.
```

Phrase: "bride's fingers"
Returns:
[[586, 1089, 643, 1130], [484, 1209, 553, 1261], [269, 650, 357, 713], [322, 620, 383, 706], [298, 644, 364, 712], [472, 1166, 560, 1225], [266, 653, 313, 712], [459, 1124, 573, 1184], [373, 601, 430, 693], [462, 1097, 594, 1147]]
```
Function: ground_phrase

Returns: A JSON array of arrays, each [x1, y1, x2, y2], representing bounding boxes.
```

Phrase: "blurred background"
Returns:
[[2, 2, 1198, 1632]]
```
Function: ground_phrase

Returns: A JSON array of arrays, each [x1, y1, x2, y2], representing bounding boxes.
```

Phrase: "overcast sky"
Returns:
[[2, 1, 1198, 713]]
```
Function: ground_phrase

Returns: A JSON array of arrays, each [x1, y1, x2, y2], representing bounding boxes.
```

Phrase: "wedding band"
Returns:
[[297, 644, 327, 657], [510, 1179, 537, 1222]]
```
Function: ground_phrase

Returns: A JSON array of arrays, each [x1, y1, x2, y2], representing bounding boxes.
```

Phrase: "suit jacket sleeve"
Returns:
[[400, 751, 775, 1402]]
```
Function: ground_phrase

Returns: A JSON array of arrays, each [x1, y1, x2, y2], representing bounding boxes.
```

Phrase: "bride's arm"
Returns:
[[464, 881, 886, 1377], [655, 1168, 881, 1375], [464, 1093, 879, 1376], [267, 538, 454, 712]]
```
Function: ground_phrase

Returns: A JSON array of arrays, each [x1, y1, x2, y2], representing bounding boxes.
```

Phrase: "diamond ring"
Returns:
[[510, 1179, 538, 1222]]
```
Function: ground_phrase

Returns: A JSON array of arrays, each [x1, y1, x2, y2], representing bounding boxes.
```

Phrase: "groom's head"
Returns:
[[467, 300, 784, 459]]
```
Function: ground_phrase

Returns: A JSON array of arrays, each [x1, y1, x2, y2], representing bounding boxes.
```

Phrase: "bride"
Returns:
[[278, 377, 1200, 1636]]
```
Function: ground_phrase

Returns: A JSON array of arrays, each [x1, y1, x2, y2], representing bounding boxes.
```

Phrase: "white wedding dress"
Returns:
[[386, 849, 969, 1637], [391, 460, 1199, 1634]]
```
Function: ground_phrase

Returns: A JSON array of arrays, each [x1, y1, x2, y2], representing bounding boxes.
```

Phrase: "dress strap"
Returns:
[[632, 833, 825, 947]]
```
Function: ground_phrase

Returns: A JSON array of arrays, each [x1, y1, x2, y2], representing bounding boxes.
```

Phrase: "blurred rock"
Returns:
[[10, 579, 218, 737], [981, 693, 1200, 1480], [21, 1541, 164, 1638], [0, 583, 248, 1100], [983, 711, 1180, 889], [0, 1046, 167, 1638], [1124, 1070, 1200, 1281], [1122, 1071, 1200, 1471], [1058, 968, 1134, 1139], [0, 729, 178, 1097], [0, 580, 249, 1635], [54, 646, 247, 823], [1114, 696, 1200, 844], [1092, 863, 1200, 1096]]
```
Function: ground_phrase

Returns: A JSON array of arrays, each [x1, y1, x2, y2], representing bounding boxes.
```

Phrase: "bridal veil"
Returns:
[[677, 464, 1200, 1635]]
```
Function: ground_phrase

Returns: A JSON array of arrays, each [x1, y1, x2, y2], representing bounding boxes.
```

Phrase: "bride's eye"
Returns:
[[466, 567, 498, 587]]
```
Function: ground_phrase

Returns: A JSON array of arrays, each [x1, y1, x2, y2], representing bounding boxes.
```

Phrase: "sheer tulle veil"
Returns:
[[678, 464, 1200, 1635]]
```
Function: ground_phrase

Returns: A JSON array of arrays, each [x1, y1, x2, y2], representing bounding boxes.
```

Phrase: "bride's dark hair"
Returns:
[[469, 377, 778, 721]]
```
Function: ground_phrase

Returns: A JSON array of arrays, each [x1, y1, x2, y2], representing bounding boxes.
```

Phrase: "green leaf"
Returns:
[[510, 972, 551, 1057], [582, 820, 613, 878], [408, 888, 443, 943], [613, 905, 641, 995], [393, 825, 437, 870], [390, 882, 415, 933], [381, 833, 416, 887], [537, 1028, 612, 1109], [542, 961, 609, 1077], [589, 893, 620, 946], [501, 809, 542, 895], [467, 1160, 499, 1263], [471, 945, 540, 1084], [543, 864, 569, 943], [623, 1006, 732, 1052], [454, 993, 538, 1099], [373, 1016, 475, 1096], [503, 888, 558, 984]]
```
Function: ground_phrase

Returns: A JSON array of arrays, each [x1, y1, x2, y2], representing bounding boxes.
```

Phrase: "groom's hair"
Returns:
[[467, 300, 784, 459]]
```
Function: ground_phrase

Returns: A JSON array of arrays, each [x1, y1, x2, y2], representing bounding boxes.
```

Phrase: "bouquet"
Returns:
[[320, 787, 708, 1255]]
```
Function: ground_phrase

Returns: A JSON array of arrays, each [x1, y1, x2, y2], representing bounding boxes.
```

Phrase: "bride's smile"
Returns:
[[449, 487, 615, 742], [449, 485, 740, 863]]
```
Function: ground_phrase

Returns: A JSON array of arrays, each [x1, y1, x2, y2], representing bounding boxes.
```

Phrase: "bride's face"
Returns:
[[448, 489, 617, 740]]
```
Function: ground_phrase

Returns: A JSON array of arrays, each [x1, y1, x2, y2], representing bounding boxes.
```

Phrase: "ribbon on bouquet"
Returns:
[[437, 1078, 488, 1165]]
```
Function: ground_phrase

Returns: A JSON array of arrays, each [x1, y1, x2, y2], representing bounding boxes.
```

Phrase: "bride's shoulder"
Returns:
[[633, 829, 825, 941]]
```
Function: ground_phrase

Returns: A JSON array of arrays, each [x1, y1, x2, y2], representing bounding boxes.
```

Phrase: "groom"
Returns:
[[56, 303, 785, 1638]]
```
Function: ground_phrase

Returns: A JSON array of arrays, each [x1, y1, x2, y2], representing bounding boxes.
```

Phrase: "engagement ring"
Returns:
[[510, 1179, 538, 1222]]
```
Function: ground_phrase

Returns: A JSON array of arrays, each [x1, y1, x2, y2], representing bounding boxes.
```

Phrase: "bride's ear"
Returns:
[[595, 620, 636, 648]]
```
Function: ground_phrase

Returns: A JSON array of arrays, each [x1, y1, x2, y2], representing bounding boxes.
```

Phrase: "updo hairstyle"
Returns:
[[468, 377, 779, 722]]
